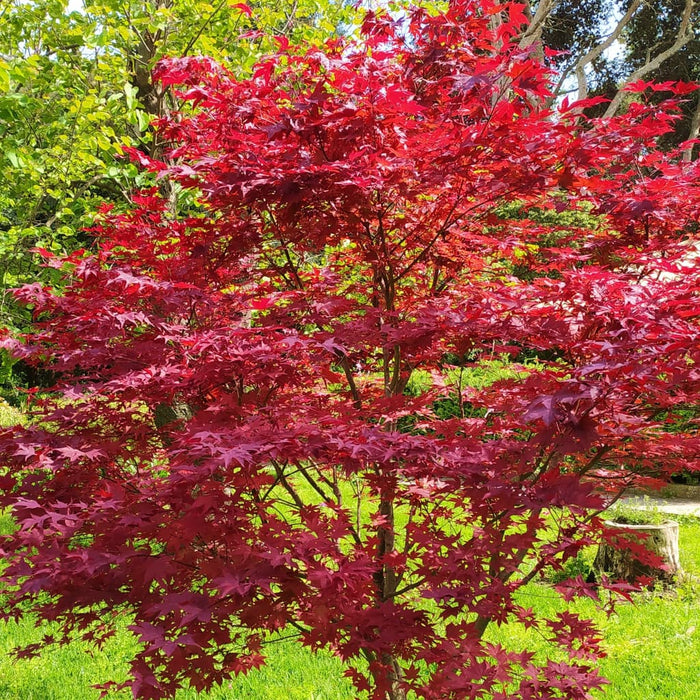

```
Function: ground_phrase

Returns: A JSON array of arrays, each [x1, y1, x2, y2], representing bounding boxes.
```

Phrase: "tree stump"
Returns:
[[594, 520, 681, 585]]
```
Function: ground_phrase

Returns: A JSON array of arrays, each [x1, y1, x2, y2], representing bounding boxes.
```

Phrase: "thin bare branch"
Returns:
[[182, 0, 230, 57], [575, 0, 643, 101]]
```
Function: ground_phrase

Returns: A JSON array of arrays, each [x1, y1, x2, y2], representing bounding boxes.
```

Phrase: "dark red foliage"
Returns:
[[1, 2, 699, 699]]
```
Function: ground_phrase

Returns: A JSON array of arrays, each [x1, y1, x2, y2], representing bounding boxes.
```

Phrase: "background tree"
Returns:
[[622, 0, 700, 154], [521, 0, 699, 151], [1, 3, 699, 699]]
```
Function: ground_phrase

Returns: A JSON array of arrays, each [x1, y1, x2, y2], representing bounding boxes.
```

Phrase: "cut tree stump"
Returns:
[[593, 520, 681, 585]]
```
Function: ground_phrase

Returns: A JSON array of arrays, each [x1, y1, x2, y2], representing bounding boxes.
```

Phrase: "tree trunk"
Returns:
[[594, 520, 681, 585], [380, 653, 407, 700], [371, 494, 406, 700]]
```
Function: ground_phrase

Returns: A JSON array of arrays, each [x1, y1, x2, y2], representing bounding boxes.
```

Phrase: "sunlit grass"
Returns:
[[0, 517, 698, 698], [0, 399, 23, 428], [0, 621, 353, 700]]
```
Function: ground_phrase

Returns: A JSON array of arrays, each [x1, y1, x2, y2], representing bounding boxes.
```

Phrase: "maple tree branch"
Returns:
[[579, 478, 634, 527], [349, 474, 364, 544], [260, 463, 314, 502], [270, 460, 306, 510], [388, 176, 465, 270], [547, 66, 578, 108], [374, 493, 399, 602], [260, 631, 302, 644], [474, 614, 491, 638], [382, 343, 391, 396], [285, 618, 312, 637], [294, 460, 333, 503], [388, 345, 404, 396], [307, 459, 345, 507], [394, 187, 465, 281], [396, 183, 523, 282], [293, 459, 364, 547], [260, 249, 296, 290], [335, 352, 362, 409], [516, 556, 553, 589], [575, 444, 613, 476], [281, 244, 304, 290], [389, 578, 426, 599], [377, 208, 391, 263], [395, 225, 448, 281], [402, 502, 416, 561], [264, 206, 304, 289]]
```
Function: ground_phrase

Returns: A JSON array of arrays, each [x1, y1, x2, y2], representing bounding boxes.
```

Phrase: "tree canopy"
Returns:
[[1, 2, 699, 699], [1, 0, 698, 370]]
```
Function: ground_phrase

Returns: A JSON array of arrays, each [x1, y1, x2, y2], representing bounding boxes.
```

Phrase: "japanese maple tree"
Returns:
[[1, 2, 699, 699]]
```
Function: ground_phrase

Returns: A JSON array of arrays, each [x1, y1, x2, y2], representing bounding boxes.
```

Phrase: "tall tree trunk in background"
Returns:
[[684, 92, 700, 161], [519, 0, 559, 60], [126, 0, 178, 212]]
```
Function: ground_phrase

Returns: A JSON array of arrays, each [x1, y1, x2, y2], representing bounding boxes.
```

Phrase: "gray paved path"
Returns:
[[620, 494, 700, 517]]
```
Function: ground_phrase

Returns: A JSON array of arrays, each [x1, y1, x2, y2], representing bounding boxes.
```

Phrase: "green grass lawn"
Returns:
[[484, 516, 700, 700], [1, 516, 699, 699], [593, 517, 700, 700]]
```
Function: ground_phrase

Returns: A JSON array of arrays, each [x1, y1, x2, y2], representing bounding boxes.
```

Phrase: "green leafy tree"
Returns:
[[0, 0, 356, 395]]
